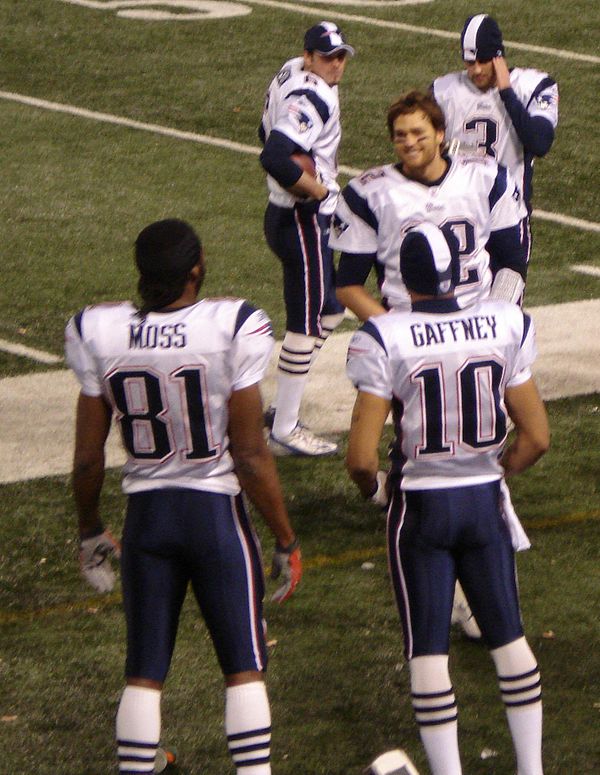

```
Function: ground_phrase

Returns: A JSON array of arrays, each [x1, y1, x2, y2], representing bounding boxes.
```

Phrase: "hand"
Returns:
[[270, 539, 302, 603], [79, 529, 121, 593], [369, 470, 389, 508], [492, 56, 511, 90]]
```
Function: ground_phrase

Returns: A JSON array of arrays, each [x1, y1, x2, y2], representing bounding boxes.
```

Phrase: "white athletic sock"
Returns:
[[225, 682, 272, 774], [310, 312, 345, 363], [409, 655, 462, 775], [491, 637, 544, 775], [272, 332, 316, 438], [116, 685, 161, 773]]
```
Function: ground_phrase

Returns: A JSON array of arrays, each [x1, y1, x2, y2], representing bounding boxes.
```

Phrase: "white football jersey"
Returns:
[[346, 298, 537, 489], [65, 298, 274, 496], [261, 56, 342, 215], [330, 156, 527, 310], [432, 68, 558, 202]]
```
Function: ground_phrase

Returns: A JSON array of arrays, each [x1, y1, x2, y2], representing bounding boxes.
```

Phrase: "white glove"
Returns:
[[79, 530, 121, 593], [270, 539, 302, 603], [369, 471, 389, 508], [490, 268, 525, 304]]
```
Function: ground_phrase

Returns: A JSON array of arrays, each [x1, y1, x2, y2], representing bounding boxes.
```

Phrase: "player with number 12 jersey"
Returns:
[[65, 298, 273, 495], [332, 152, 527, 312]]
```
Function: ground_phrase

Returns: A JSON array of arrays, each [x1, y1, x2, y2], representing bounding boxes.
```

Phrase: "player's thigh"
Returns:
[[458, 521, 523, 648], [387, 490, 456, 659], [187, 493, 268, 676], [122, 493, 191, 682]]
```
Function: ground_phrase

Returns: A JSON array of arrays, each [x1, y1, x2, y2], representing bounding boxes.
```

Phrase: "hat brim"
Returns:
[[312, 43, 355, 57]]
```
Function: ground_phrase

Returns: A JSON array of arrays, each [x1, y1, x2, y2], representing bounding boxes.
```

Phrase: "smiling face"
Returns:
[[465, 58, 496, 91], [392, 110, 446, 182], [304, 50, 349, 86]]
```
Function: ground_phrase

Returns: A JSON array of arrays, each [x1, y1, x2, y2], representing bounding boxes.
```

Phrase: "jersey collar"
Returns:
[[411, 298, 461, 313]]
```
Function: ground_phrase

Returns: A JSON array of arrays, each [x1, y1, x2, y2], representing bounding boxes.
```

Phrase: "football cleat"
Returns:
[[154, 746, 177, 772], [268, 424, 338, 457], [365, 748, 421, 775], [451, 581, 482, 640]]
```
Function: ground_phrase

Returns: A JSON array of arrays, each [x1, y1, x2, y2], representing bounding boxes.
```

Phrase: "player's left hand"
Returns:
[[369, 470, 389, 508], [79, 529, 121, 593], [493, 56, 511, 90], [270, 538, 302, 603]]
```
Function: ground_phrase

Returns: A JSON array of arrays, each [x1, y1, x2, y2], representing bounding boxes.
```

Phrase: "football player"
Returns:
[[259, 21, 354, 456], [346, 222, 549, 775], [432, 14, 559, 254], [66, 219, 302, 775], [332, 90, 529, 319]]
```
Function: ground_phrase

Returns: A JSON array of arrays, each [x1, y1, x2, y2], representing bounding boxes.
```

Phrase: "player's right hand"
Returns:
[[79, 530, 121, 593], [270, 539, 302, 603]]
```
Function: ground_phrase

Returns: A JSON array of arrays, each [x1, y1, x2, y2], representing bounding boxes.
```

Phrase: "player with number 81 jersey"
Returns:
[[346, 297, 536, 488], [65, 298, 273, 495], [332, 152, 527, 312]]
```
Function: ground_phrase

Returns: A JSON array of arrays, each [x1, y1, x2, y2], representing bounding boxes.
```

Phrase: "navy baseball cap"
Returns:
[[135, 219, 202, 280], [461, 14, 505, 62], [304, 21, 355, 57], [400, 222, 461, 296]]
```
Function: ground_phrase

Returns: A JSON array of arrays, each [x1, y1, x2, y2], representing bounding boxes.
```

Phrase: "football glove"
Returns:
[[365, 748, 421, 775], [79, 529, 121, 593], [369, 471, 389, 508], [270, 538, 302, 603]]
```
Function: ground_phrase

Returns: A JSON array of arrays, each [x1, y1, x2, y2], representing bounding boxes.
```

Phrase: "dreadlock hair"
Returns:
[[134, 219, 202, 318]]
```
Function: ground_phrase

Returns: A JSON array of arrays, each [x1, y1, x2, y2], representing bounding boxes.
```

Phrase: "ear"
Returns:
[[303, 50, 314, 70]]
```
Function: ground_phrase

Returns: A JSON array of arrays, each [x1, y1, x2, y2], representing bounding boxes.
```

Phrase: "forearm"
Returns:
[[336, 285, 386, 322], [288, 170, 328, 201], [72, 455, 106, 536], [499, 88, 555, 156], [234, 450, 296, 547], [500, 435, 547, 477]]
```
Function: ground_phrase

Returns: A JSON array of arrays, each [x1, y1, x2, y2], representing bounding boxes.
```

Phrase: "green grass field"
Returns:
[[1, 1, 599, 773]]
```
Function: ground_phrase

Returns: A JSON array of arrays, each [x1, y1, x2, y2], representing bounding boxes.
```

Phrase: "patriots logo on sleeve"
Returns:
[[536, 93, 557, 110], [288, 102, 314, 133], [332, 213, 350, 239]]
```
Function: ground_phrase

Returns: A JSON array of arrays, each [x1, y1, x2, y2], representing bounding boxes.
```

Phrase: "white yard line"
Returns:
[[571, 264, 600, 278], [0, 338, 63, 364], [2, 90, 599, 234], [243, 0, 600, 64]]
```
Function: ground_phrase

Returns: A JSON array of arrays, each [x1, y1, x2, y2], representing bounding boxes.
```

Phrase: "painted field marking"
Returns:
[[572, 264, 600, 278], [243, 0, 600, 65], [2, 90, 598, 235], [0, 338, 63, 364], [1, 508, 597, 625]]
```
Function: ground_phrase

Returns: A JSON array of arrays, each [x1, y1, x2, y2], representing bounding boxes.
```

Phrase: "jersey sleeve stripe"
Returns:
[[359, 320, 388, 354], [488, 164, 508, 211], [286, 89, 330, 124], [233, 301, 258, 337], [343, 185, 379, 231], [73, 308, 85, 338], [521, 312, 532, 347]]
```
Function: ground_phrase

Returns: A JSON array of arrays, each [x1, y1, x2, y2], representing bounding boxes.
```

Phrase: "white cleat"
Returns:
[[268, 424, 338, 457], [365, 748, 421, 775], [451, 581, 482, 640]]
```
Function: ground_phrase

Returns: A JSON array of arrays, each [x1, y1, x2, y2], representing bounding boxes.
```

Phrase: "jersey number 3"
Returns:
[[107, 368, 218, 462]]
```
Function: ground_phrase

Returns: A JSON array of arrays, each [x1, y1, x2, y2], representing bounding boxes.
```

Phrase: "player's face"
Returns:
[[392, 110, 445, 180], [304, 51, 348, 86], [464, 59, 496, 91]]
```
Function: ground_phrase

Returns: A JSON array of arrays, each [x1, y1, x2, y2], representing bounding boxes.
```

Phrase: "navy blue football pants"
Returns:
[[387, 480, 524, 658], [264, 202, 343, 336], [121, 489, 267, 682]]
